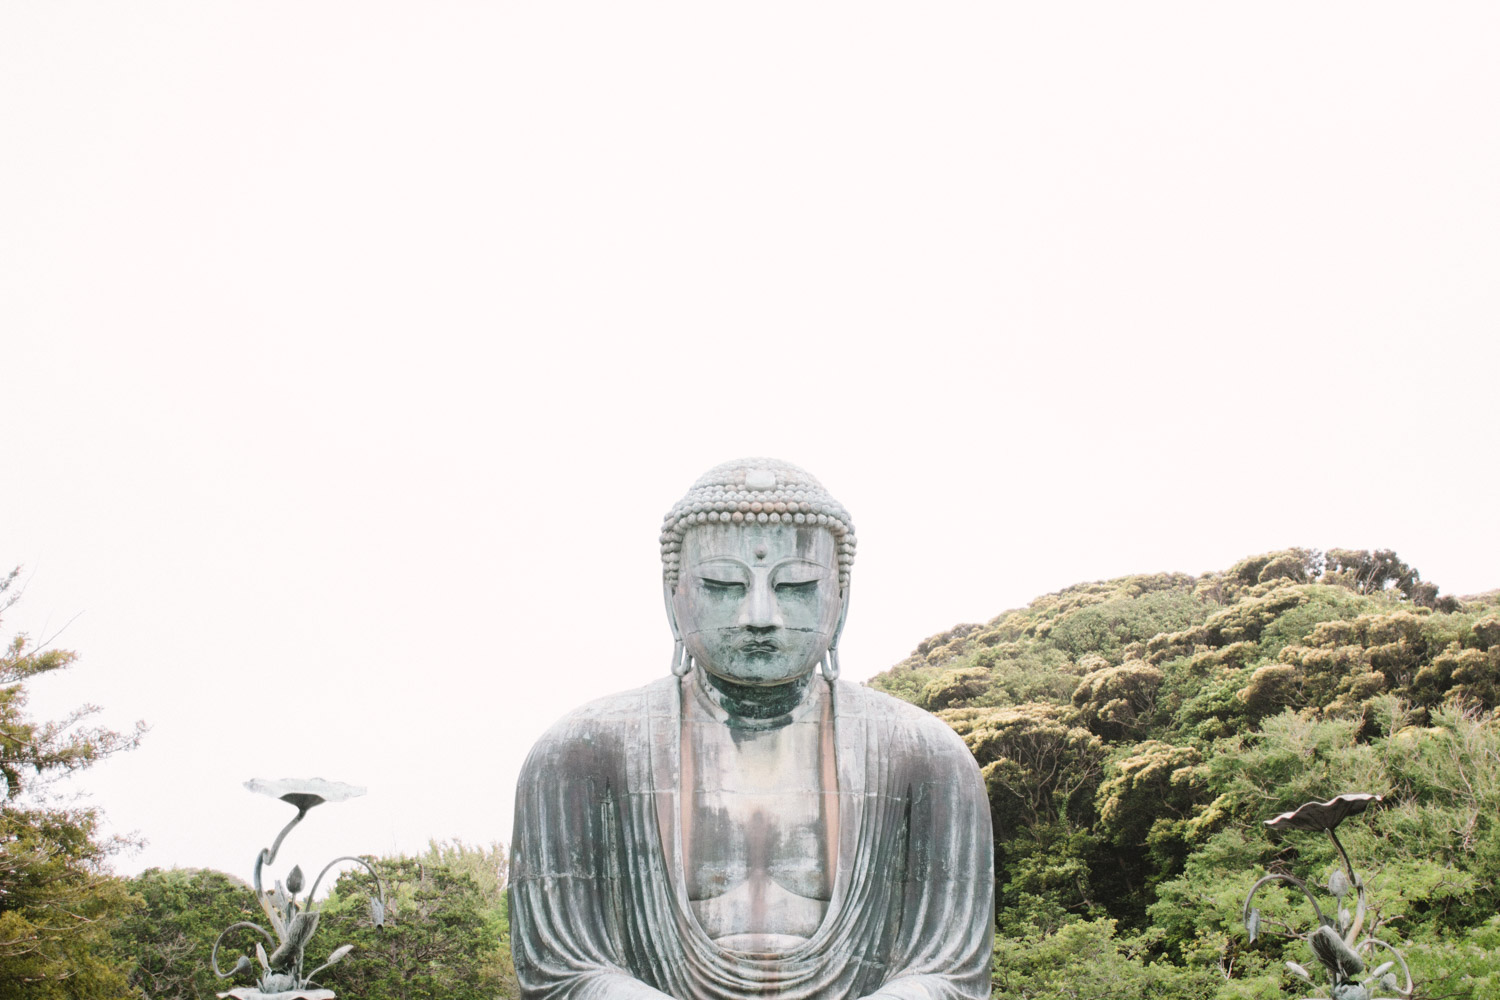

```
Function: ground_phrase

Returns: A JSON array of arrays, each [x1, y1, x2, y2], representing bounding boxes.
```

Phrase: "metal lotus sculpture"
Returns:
[[1242, 793, 1413, 1000], [212, 778, 388, 1000]]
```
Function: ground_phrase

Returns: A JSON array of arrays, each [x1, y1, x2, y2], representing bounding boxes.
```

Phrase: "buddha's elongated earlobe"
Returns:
[[664, 583, 692, 677], [821, 586, 851, 682]]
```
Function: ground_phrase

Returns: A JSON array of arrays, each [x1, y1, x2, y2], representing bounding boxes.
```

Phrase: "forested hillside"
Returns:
[[872, 548, 1500, 999]]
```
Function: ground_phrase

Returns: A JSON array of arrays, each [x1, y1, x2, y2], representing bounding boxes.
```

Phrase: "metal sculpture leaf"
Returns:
[[1310, 925, 1365, 978], [1265, 794, 1382, 833], [286, 911, 321, 951], [244, 777, 367, 812], [1286, 960, 1313, 982], [1246, 907, 1261, 944], [370, 896, 386, 928]]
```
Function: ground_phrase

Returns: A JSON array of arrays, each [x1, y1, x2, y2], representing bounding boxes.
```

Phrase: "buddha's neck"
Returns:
[[692, 667, 819, 728]]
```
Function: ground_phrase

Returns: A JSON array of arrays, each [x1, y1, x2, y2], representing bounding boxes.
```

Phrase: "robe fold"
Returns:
[[510, 677, 994, 1000]]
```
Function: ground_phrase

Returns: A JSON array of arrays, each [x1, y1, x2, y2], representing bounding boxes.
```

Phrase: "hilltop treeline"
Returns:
[[871, 548, 1500, 999]]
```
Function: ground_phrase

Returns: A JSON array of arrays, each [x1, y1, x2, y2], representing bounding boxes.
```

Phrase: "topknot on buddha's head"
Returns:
[[660, 458, 856, 591]]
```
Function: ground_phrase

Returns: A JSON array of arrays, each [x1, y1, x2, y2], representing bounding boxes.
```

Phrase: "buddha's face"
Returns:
[[673, 523, 843, 686]]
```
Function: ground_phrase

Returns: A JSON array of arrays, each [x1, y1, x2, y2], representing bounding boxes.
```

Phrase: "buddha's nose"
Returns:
[[739, 577, 784, 630]]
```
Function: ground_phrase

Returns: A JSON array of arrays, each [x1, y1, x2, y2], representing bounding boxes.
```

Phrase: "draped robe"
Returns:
[[510, 676, 994, 1000]]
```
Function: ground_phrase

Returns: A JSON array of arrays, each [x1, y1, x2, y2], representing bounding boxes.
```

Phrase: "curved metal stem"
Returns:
[[1327, 827, 1359, 892], [306, 853, 386, 908], [211, 920, 277, 978], [1327, 827, 1367, 943], [1358, 937, 1414, 997], [1244, 872, 1329, 928], [262, 807, 309, 869], [252, 807, 309, 927]]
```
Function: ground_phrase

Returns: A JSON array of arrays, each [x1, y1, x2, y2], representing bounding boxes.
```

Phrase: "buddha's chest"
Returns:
[[680, 715, 839, 949]]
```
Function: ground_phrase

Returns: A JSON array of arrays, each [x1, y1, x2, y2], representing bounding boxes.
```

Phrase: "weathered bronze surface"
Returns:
[[510, 459, 994, 1000]]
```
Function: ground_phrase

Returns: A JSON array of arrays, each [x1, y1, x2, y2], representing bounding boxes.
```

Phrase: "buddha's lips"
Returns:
[[738, 638, 782, 653]]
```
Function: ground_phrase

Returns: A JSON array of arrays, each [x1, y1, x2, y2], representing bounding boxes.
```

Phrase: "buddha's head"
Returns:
[[661, 459, 854, 689]]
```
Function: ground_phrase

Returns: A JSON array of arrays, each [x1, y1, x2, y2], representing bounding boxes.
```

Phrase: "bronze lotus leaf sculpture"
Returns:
[[1243, 793, 1413, 1000], [1265, 793, 1382, 834], [211, 779, 387, 1000]]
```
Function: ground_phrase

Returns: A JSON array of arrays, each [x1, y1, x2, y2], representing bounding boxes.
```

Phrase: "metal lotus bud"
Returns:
[[1329, 868, 1350, 898], [287, 864, 305, 895]]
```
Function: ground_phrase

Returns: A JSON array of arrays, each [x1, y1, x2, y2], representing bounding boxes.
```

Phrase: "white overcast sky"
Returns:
[[3, 3, 1497, 882]]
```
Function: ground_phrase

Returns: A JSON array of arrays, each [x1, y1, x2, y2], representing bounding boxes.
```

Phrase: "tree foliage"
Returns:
[[114, 868, 258, 1000], [0, 568, 143, 999], [109, 842, 515, 1000], [870, 548, 1500, 998], [311, 840, 516, 1000]]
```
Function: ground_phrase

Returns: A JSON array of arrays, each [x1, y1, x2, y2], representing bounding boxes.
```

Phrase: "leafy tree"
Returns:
[[920, 666, 991, 711], [113, 868, 258, 1000], [1323, 548, 1419, 597], [942, 703, 1106, 839], [0, 567, 144, 998], [313, 843, 516, 1000], [1072, 659, 1164, 740], [869, 547, 1499, 997]]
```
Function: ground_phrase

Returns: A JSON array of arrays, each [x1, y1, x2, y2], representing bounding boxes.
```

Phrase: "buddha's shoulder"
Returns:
[[519, 677, 675, 770], [835, 681, 976, 765]]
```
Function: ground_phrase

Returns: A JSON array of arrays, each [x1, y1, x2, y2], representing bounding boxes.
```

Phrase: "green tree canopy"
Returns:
[[870, 548, 1500, 998], [114, 867, 258, 1000], [0, 568, 144, 998]]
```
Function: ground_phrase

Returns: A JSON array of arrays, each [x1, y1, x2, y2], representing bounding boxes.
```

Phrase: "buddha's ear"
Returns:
[[832, 583, 850, 649], [663, 580, 682, 642]]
